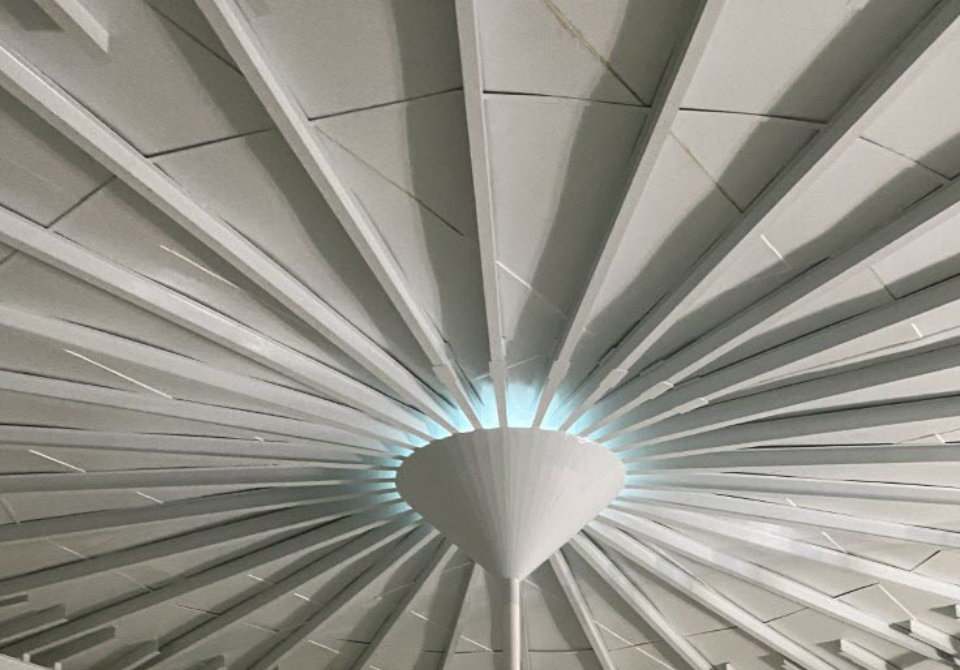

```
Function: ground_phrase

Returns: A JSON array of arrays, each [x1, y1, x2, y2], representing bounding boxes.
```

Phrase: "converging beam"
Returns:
[[439, 561, 478, 670], [455, 0, 509, 425], [559, 0, 960, 430], [199, 0, 481, 430], [550, 548, 617, 670], [533, 0, 725, 426], [0, 44, 451, 433], [31, 0, 109, 51]]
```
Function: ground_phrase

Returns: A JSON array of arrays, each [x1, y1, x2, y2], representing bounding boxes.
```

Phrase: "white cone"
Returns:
[[396, 428, 625, 579]]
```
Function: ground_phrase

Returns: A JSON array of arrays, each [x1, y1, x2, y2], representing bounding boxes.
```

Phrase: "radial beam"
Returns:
[[533, 0, 725, 426], [141, 523, 421, 669], [28, 627, 115, 667], [904, 620, 960, 655], [630, 505, 960, 601], [559, 0, 960, 430], [198, 0, 480, 429], [347, 541, 456, 670], [585, 523, 842, 670], [592, 270, 960, 440], [97, 641, 159, 670], [627, 472, 960, 505], [613, 339, 960, 446], [239, 528, 441, 670], [550, 549, 617, 670], [0, 204, 430, 438], [0, 498, 402, 600], [0, 464, 390, 494], [0, 484, 385, 546], [0, 370, 393, 453], [599, 511, 948, 660], [568, 533, 712, 670], [0, 305, 413, 446], [439, 562, 478, 670], [454, 0, 508, 424], [630, 444, 960, 471], [619, 490, 960, 551], [31, 0, 109, 51], [0, 427, 388, 462], [0, 607, 67, 644], [3, 510, 415, 657], [0, 42, 455, 432], [618, 395, 960, 459], [588, 177, 960, 439], [839, 639, 900, 670]]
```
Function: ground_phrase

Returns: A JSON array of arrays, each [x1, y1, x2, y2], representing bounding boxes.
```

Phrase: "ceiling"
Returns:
[[1, 0, 960, 669]]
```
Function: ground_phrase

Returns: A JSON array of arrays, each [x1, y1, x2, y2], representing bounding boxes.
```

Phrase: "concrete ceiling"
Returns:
[[1, 0, 960, 669]]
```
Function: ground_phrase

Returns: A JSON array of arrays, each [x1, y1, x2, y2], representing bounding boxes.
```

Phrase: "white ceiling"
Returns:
[[1, 0, 960, 669]]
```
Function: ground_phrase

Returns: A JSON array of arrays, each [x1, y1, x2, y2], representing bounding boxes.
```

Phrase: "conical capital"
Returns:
[[396, 428, 625, 579]]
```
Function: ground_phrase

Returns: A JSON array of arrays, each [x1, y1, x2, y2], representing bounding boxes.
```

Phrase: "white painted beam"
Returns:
[[0, 305, 413, 446], [455, 0, 508, 425], [198, 0, 480, 430], [626, 472, 960, 505], [3, 510, 415, 656], [95, 642, 159, 670], [585, 523, 842, 670], [0, 203, 431, 438], [550, 549, 618, 670], [630, 505, 960, 601], [533, 0, 724, 426], [568, 533, 712, 670], [599, 511, 949, 660], [142, 524, 424, 669], [32, 0, 108, 51], [559, 0, 960, 430], [0, 607, 67, 645], [347, 541, 456, 670], [617, 395, 960, 459], [0, 370, 394, 454], [28, 627, 115, 667], [240, 529, 441, 670], [619, 491, 960, 551], [0, 485, 384, 545], [839, 639, 900, 670], [0, 498, 404, 601], [904, 620, 960, 655], [587, 175, 960, 438], [0, 42, 456, 432], [439, 562, 478, 670]]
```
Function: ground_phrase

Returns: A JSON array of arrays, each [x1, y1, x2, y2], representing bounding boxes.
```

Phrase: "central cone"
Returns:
[[396, 428, 625, 579]]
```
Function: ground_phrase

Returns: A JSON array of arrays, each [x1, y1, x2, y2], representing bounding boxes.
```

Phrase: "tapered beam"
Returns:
[[904, 620, 960, 655], [0, 595, 28, 609], [0, 485, 388, 545], [617, 395, 960, 459], [0, 498, 402, 600], [0, 42, 455, 432], [32, 0, 109, 51], [141, 524, 421, 669], [629, 505, 960, 601], [568, 534, 712, 670], [3, 510, 415, 656], [533, 0, 724, 426], [840, 639, 900, 670], [0, 427, 390, 461], [454, 0, 508, 425], [550, 549, 617, 670], [439, 562, 478, 670], [28, 627, 115, 667], [585, 523, 841, 670], [588, 177, 960, 439], [199, 0, 480, 430], [0, 305, 413, 446], [559, 0, 960, 430], [239, 528, 441, 670], [629, 444, 960, 471], [0, 464, 390, 494], [626, 472, 960, 505], [0, 203, 431, 438], [348, 541, 456, 670], [592, 271, 960, 440], [0, 370, 393, 453], [0, 607, 66, 644], [619, 490, 960, 551], [613, 339, 960, 446], [599, 511, 948, 660]]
